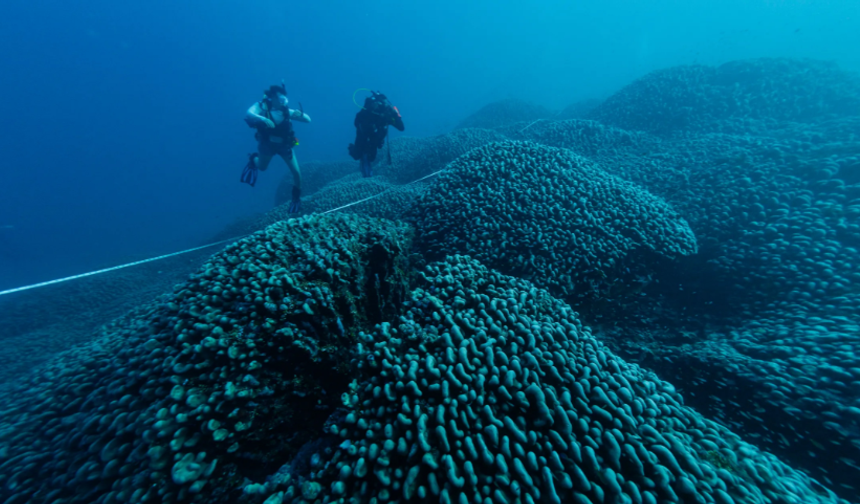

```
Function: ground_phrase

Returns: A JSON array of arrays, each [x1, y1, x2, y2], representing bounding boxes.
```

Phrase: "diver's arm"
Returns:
[[245, 102, 273, 128], [384, 105, 404, 131], [289, 108, 311, 123]]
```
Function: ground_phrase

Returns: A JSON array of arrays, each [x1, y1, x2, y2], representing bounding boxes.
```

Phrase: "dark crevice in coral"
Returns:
[[364, 241, 404, 326]]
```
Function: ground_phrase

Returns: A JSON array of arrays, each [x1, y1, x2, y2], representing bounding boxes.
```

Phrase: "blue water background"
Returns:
[[0, 0, 858, 290]]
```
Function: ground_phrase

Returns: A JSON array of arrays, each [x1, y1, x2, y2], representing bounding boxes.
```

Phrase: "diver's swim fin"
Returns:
[[240, 153, 258, 187]]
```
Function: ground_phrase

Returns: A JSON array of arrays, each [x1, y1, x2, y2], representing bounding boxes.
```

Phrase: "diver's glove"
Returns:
[[388, 106, 404, 131], [288, 186, 302, 214]]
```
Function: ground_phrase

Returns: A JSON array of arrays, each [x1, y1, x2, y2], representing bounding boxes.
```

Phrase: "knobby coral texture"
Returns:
[[0, 215, 845, 504], [2, 57, 860, 504]]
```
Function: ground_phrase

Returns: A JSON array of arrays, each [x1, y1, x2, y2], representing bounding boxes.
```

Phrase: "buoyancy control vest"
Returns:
[[256, 101, 297, 146]]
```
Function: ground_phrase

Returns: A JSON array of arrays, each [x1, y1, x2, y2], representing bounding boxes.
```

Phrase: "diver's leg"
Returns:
[[360, 153, 371, 177], [365, 146, 378, 177], [256, 143, 275, 171], [281, 149, 302, 190], [282, 149, 302, 213]]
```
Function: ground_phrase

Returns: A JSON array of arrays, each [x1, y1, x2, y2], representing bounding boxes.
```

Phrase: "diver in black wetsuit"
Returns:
[[348, 91, 405, 177], [241, 82, 311, 213]]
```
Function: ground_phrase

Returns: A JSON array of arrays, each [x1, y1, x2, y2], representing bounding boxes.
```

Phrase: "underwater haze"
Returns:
[[0, 0, 857, 290]]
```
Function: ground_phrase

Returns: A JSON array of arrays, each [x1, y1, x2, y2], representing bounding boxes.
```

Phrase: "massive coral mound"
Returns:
[[597, 129, 860, 317], [381, 128, 510, 185], [0, 212, 847, 504], [0, 250, 210, 385], [219, 64, 860, 502], [589, 58, 860, 136], [601, 312, 860, 499], [409, 140, 697, 300], [570, 95, 860, 497], [582, 128, 860, 495], [265, 255, 845, 504], [454, 98, 554, 131], [8, 55, 850, 503], [516, 119, 663, 158], [0, 214, 414, 504]]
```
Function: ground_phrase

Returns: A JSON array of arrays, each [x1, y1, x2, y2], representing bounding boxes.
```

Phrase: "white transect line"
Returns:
[[519, 110, 565, 134], [0, 239, 239, 297], [519, 119, 544, 133], [0, 169, 446, 297], [319, 169, 443, 215]]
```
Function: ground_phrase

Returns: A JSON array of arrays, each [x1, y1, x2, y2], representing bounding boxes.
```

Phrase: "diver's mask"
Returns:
[[277, 94, 289, 108]]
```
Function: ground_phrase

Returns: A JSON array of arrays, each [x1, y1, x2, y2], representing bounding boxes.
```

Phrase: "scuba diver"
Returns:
[[241, 81, 311, 213], [348, 91, 404, 177]]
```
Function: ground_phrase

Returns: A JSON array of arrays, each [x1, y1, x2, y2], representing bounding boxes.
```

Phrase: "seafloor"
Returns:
[[1, 57, 859, 504]]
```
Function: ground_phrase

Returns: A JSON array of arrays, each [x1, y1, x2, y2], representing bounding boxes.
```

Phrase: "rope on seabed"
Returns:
[[0, 169, 446, 297], [518, 110, 566, 134], [519, 119, 544, 133]]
